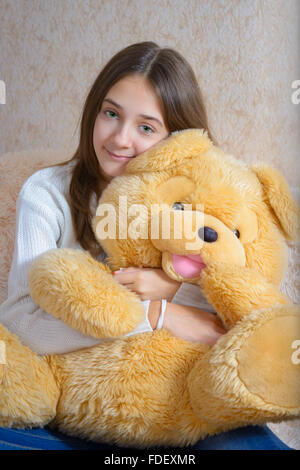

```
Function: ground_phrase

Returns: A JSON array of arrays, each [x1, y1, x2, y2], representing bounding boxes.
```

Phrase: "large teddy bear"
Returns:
[[0, 129, 299, 447]]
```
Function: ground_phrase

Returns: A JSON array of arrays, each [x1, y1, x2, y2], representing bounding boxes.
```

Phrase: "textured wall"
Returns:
[[0, 0, 299, 185], [0, 0, 300, 449]]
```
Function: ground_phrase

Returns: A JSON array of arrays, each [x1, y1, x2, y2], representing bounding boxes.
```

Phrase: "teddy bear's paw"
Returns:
[[0, 323, 59, 428], [28, 248, 146, 338], [188, 306, 300, 428], [237, 305, 300, 412]]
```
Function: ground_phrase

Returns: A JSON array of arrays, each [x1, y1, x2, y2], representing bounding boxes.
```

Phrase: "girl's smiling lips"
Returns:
[[105, 148, 135, 161]]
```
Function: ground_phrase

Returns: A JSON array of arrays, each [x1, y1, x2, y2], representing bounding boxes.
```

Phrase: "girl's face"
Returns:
[[93, 74, 169, 179]]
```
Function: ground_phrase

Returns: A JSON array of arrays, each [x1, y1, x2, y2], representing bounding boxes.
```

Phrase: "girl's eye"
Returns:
[[140, 125, 154, 134], [105, 110, 118, 119], [233, 229, 240, 238]]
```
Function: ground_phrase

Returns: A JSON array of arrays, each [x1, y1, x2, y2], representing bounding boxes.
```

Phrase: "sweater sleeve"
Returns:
[[0, 177, 100, 356], [0, 174, 153, 355], [7, 181, 63, 296]]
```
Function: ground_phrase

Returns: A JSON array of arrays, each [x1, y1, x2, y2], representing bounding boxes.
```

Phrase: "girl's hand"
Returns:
[[148, 301, 227, 345], [113, 267, 181, 301]]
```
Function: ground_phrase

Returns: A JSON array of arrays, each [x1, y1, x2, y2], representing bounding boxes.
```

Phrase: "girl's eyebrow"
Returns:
[[103, 98, 122, 109], [103, 98, 163, 128]]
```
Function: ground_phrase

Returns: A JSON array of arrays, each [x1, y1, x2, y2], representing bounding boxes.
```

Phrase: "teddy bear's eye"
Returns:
[[172, 202, 184, 211], [233, 229, 240, 238]]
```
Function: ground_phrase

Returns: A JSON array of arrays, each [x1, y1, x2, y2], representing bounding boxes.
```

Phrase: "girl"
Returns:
[[0, 42, 226, 355]]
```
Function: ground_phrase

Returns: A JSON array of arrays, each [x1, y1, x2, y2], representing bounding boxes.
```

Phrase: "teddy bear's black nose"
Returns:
[[198, 226, 218, 243]]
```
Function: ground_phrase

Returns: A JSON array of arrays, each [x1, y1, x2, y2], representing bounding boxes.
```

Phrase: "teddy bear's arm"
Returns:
[[199, 263, 289, 328], [28, 248, 146, 338]]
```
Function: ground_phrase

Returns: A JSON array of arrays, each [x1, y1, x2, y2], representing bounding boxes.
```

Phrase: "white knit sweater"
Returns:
[[0, 160, 213, 355]]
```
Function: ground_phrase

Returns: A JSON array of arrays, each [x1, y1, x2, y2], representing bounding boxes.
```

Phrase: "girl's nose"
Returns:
[[113, 124, 132, 148]]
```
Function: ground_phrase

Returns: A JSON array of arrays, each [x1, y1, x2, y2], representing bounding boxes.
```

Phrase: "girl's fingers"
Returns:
[[123, 283, 136, 291], [113, 267, 145, 284], [113, 267, 140, 274], [113, 272, 137, 284]]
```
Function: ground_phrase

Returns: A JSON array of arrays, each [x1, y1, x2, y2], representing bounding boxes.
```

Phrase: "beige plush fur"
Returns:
[[0, 129, 299, 448]]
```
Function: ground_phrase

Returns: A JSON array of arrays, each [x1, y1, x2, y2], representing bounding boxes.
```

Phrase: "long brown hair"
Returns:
[[66, 42, 214, 257]]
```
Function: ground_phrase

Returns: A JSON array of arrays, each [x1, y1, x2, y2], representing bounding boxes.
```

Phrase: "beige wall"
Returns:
[[0, 0, 299, 185]]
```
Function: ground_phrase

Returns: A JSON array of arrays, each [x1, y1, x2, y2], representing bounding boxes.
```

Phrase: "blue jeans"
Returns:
[[0, 425, 291, 450]]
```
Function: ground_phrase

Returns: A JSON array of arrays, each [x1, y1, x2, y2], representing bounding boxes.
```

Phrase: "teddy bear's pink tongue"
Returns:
[[171, 254, 206, 278]]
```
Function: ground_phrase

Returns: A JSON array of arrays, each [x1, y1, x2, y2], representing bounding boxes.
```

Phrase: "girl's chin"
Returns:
[[100, 163, 129, 179]]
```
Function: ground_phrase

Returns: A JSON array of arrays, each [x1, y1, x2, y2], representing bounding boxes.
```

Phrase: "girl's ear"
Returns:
[[125, 128, 212, 173], [252, 163, 300, 241]]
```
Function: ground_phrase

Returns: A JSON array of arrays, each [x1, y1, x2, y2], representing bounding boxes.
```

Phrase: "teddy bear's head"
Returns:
[[93, 129, 299, 287]]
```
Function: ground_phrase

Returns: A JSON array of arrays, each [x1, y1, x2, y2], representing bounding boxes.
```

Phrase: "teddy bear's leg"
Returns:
[[0, 323, 59, 428], [199, 263, 289, 329], [28, 248, 146, 338], [188, 305, 300, 432]]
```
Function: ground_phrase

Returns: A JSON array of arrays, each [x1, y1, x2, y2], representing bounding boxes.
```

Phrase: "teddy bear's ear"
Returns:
[[125, 129, 212, 174], [252, 163, 300, 241]]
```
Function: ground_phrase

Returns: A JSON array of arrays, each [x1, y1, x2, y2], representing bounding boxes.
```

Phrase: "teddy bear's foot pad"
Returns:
[[237, 311, 300, 409]]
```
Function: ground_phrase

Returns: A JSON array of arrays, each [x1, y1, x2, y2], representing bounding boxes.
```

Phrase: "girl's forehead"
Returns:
[[103, 74, 167, 124], [105, 75, 161, 107]]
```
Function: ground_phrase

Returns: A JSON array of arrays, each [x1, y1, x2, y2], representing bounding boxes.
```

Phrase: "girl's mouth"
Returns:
[[105, 148, 135, 161], [171, 253, 206, 278]]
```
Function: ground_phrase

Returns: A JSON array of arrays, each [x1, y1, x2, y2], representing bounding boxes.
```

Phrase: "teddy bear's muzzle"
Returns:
[[151, 209, 246, 281]]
